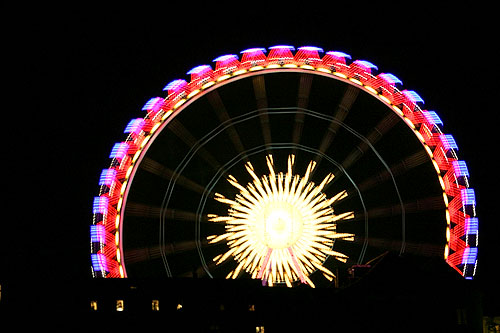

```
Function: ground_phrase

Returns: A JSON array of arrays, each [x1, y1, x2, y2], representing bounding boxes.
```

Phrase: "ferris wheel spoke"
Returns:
[[337, 112, 399, 174], [354, 237, 444, 258], [126, 201, 207, 223], [351, 195, 445, 221], [140, 157, 208, 195], [124, 245, 162, 264], [168, 118, 222, 170], [124, 239, 213, 266], [291, 74, 314, 146], [313, 85, 359, 168], [354, 150, 429, 194], [206, 91, 248, 161], [252, 76, 272, 150]]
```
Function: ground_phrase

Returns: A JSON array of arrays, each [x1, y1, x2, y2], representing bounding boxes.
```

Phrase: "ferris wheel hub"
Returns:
[[256, 201, 304, 249]]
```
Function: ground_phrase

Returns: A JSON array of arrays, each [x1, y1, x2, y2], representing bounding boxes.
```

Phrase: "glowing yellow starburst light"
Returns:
[[207, 154, 354, 287]]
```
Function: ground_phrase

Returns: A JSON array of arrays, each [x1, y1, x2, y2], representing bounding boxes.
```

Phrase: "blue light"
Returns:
[[298, 46, 324, 53], [109, 142, 129, 159], [213, 54, 238, 62], [403, 90, 424, 104], [422, 111, 443, 126], [452, 160, 469, 177], [91, 253, 108, 272], [355, 60, 378, 70], [98, 169, 117, 186], [378, 73, 402, 85], [90, 225, 105, 243], [241, 47, 266, 54], [465, 217, 479, 235], [124, 118, 145, 134], [187, 65, 212, 75], [163, 79, 187, 92], [141, 97, 163, 111], [269, 45, 295, 50], [440, 134, 458, 151], [92, 196, 109, 214], [461, 188, 476, 205], [326, 51, 351, 59], [462, 247, 477, 265]]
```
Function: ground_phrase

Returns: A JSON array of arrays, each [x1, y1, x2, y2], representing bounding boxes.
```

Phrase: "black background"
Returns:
[[4, 3, 499, 319]]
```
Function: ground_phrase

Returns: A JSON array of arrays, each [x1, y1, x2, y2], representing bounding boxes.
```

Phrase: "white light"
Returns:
[[258, 203, 303, 249]]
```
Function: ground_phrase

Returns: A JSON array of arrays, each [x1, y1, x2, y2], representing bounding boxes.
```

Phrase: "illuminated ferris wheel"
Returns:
[[91, 45, 478, 287]]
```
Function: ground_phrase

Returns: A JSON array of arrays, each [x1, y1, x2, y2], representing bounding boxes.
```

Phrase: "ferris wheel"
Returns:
[[90, 45, 478, 287]]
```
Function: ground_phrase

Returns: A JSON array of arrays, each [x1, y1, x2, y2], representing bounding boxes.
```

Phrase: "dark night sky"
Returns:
[[5, 4, 499, 314]]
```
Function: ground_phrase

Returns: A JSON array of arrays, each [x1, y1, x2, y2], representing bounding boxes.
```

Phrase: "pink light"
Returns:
[[267, 45, 295, 64], [320, 51, 351, 74], [350, 60, 378, 83], [213, 54, 239, 72], [461, 188, 476, 205], [353, 60, 378, 72], [268, 45, 295, 50], [393, 90, 424, 113], [422, 111, 443, 126], [325, 51, 351, 62], [90, 224, 106, 243], [452, 160, 469, 177], [142, 97, 164, 112], [124, 118, 145, 135], [240, 48, 267, 67], [241, 47, 266, 53], [187, 65, 214, 90], [187, 65, 212, 75], [257, 248, 272, 280], [402, 90, 424, 104], [187, 65, 212, 80], [288, 247, 306, 284], [465, 217, 479, 235], [440, 134, 458, 151], [163, 79, 188, 95], [91, 253, 109, 272], [109, 142, 129, 160], [294, 46, 323, 67], [92, 196, 109, 214], [98, 169, 117, 186], [378, 73, 402, 85], [375, 73, 401, 104], [462, 247, 477, 265], [298, 46, 323, 52]]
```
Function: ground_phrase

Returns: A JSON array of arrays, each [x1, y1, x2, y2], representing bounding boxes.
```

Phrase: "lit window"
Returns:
[[116, 300, 124, 311], [90, 300, 98, 311], [176, 303, 183, 310], [256, 326, 265, 333], [152, 299, 159, 311], [248, 304, 255, 312]]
